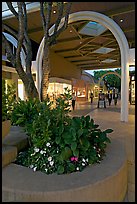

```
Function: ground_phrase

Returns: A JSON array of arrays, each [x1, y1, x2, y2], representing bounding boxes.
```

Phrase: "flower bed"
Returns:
[[12, 88, 113, 175]]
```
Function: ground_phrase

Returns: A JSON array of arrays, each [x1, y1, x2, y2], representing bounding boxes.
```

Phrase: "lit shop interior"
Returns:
[[47, 77, 72, 101], [129, 73, 135, 105]]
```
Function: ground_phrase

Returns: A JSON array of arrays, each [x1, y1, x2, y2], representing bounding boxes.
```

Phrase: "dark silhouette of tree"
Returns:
[[2, 2, 72, 101]]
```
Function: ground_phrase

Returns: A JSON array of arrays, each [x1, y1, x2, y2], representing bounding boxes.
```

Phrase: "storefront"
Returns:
[[72, 79, 87, 101], [47, 77, 72, 101], [129, 74, 135, 105]]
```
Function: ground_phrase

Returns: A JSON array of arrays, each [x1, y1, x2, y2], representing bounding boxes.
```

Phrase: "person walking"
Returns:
[[114, 92, 118, 106], [72, 93, 76, 110], [108, 91, 112, 106], [90, 92, 94, 103]]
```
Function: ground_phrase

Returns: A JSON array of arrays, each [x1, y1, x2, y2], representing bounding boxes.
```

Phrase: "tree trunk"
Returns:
[[41, 43, 50, 101], [16, 66, 39, 99], [25, 74, 39, 99]]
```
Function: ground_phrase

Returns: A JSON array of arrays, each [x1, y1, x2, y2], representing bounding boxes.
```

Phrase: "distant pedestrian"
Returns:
[[114, 93, 118, 106], [72, 93, 76, 110], [108, 91, 112, 106], [90, 92, 94, 103]]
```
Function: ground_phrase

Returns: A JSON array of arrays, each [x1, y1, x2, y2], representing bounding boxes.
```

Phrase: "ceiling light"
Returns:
[[120, 19, 123, 22], [93, 47, 115, 54], [102, 59, 116, 63], [70, 30, 72, 33], [79, 21, 107, 37], [53, 10, 56, 14]]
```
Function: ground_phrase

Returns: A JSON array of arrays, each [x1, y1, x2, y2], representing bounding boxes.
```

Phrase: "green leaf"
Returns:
[[77, 129, 83, 137], [55, 136, 61, 144], [57, 165, 64, 174], [72, 149, 79, 157], [68, 162, 75, 172], [60, 147, 72, 160], [71, 142, 77, 151], [104, 129, 113, 134], [64, 137, 72, 144]]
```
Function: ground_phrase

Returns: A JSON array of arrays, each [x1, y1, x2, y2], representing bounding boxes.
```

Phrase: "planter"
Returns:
[[2, 139, 128, 202], [2, 120, 11, 140]]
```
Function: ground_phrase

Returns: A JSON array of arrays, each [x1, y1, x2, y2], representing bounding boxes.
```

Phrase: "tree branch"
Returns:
[[53, 2, 64, 35], [2, 24, 18, 39], [22, 2, 32, 74], [50, 2, 72, 45], [2, 33, 16, 67], [40, 2, 52, 39], [16, 2, 24, 69], [6, 2, 19, 20]]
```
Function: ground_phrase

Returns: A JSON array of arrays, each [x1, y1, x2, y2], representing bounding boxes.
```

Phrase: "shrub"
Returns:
[[2, 79, 16, 121], [14, 87, 113, 174]]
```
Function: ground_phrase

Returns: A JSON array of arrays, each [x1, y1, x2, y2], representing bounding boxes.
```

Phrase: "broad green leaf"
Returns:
[[71, 142, 77, 151], [104, 129, 113, 134], [57, 165, 64, 174]]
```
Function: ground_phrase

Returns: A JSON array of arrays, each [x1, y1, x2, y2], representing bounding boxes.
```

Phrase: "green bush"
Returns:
[[14, 87, 113, 174], [2, 79, 16, 121]]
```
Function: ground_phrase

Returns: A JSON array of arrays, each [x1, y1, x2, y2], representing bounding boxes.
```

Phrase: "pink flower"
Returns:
[[70, 156, 78, 162]]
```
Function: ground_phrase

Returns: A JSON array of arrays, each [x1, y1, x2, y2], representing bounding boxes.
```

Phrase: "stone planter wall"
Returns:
[[2, 139, 128, 202], [2, 120, 11, 140]]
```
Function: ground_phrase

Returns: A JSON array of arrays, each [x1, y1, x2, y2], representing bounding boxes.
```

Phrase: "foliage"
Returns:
[[94, 69, 121, 91], [14, 87, 113, 175], [11, 98, 41, 127], [2, 79, 16, 121]]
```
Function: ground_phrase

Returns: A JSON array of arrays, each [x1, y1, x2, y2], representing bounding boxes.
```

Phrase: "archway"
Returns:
[[36, 11, 130, 122], [98, 71, 121, 87], [2, 32, 26, 68]]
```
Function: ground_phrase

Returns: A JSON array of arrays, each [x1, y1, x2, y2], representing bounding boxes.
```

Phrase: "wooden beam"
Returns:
[[106, 5, 135, 17]]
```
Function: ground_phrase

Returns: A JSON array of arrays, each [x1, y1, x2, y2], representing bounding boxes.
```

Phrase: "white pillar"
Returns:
[[36, 11, 130, 122]]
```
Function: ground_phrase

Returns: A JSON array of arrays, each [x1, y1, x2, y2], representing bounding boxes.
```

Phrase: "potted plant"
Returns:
[[2, 79, 16, 140]]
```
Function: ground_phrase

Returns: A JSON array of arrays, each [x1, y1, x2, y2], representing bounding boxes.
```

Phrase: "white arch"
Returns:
[[36, 11, 129, 122], [98, 71, 121, 87], [3, 32, 26, 68]]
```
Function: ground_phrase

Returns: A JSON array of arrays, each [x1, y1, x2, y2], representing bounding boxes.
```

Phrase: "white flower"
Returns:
[[82, 158, 86, 162], [39, 113, 41, 115], [45, 168, 48, 172], [98, 154, 101, 157], [40, 150, 44, 154], [35, 158, 40, 162], [56, 150, 59, 153], [96, 135, 98, 138], [33, 167, 37, 172], [86, 158, 88, 162], [46, 142, 50, 147], [48, 156, 52, 161], [29, 165, 34, 169], [34, 147, 39, 153], [50, 161, 54, 166], [82, 163, 86, 166], [76, 167, 79, 171], [93, 146, 96, 149], [30, 153, 35, 156]]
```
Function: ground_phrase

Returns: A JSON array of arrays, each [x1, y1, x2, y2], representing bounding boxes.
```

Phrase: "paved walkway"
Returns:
[[70, 99, 135, 202]]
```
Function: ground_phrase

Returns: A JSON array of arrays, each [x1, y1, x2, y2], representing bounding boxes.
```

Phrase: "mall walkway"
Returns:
[[70, 99, 135, 202]]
